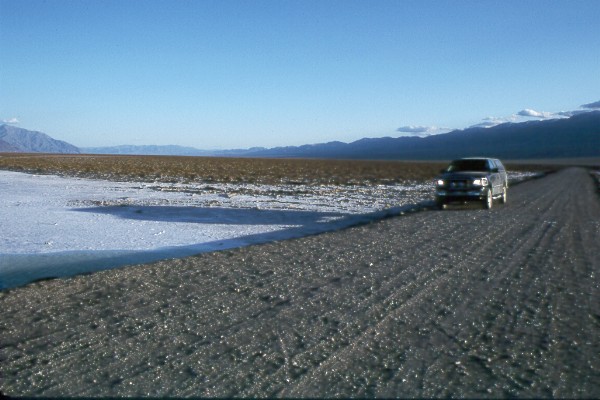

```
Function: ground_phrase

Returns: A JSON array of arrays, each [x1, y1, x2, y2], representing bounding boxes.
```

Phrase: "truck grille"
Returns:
[[450, 181, 468, 189]]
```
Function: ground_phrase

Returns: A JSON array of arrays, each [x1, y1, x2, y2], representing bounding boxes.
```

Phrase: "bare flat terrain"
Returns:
[[0, 152, 569, 185], [1, 167, 599, 397], [0, 153, 449, 185]]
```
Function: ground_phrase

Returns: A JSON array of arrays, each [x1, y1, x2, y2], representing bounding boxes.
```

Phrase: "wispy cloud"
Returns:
[[469, 100, 600, 130], [469, 115, 517, 129], [556, 110, 590, 117], [397, 126, 430, 134], [518, 100, 600, 120], [2, 118, 19, 124], [396, 125, 450, 137], [554, 100, 600, 117], [469, 121, 501, 129], [581, 100, 600, 109], [424, 99, 599, 133]]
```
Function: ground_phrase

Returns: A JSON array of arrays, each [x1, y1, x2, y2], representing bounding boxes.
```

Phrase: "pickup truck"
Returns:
[[435, 157, 508, 209]]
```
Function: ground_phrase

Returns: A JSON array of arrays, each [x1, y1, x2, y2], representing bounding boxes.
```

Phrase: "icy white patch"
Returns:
[[507, 171, 541, 183], [0, 171, 432, 289]]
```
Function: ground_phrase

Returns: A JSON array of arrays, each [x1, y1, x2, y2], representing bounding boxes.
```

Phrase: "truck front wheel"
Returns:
[[483, 189, 493, 209]]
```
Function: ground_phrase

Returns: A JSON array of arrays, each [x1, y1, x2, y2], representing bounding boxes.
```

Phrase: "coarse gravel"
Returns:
[[1, 167, 599, 398]]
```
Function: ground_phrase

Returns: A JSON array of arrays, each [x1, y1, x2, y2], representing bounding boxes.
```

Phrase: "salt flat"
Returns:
[[0, 170, 432, 289]]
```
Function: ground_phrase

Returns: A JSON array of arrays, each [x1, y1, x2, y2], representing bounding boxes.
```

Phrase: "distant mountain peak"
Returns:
[[230, 111, 600, 160], [0, 125, 80, 154]]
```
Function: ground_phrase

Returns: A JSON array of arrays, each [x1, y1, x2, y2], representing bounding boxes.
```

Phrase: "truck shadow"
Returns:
[[72, 205, 345, 225], [1, 202, 429, 290]]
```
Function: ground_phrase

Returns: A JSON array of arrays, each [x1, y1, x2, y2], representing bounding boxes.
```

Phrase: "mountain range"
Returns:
[[238, 111, 600, 160], [2, 111, 599, 160], [82, 144, 267, 157], [0, 124, 80, 154]]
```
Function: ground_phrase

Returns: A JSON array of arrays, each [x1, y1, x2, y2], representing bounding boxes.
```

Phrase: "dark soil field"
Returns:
[[1, 157, 599, 398], [0, 153, 564, 186], [0, 153, 445, 185]]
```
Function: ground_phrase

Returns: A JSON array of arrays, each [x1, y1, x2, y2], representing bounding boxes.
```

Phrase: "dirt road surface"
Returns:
[[1, 167, 599, 398]]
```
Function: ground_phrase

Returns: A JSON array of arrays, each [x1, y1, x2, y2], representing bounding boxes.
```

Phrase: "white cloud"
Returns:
[[2, 118, 19, 124], [396, 125, 450, 137], [517, 109, 554, 119], [397, 125, 430, 134]]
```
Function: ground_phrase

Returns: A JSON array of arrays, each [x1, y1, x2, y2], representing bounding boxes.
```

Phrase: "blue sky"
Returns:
[[1, 0, 599, 149]]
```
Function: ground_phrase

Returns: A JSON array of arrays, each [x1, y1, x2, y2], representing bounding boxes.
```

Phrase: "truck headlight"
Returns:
[[436, 179, 445, 186], [472, 177, 488, 186]]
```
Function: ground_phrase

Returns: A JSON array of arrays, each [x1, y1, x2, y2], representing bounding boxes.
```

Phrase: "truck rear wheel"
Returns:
[[500, 187, 508, 204]]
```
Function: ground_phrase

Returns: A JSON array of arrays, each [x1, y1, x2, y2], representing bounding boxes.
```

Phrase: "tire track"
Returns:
[[282, 168, 600, 397]]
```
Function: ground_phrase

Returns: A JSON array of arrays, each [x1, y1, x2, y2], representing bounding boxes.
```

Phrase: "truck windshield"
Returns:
[[447, 159, 489, 172]]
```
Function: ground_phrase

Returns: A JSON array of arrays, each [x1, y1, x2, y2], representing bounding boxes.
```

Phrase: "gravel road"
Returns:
[[1, 167, 599, 398]]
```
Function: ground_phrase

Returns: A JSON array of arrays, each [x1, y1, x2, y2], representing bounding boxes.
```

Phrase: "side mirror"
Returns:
[[491, 168, 499, 173]]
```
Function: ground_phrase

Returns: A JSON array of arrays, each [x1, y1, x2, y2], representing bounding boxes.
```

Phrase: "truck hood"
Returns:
[[438, 171, 490, 180]]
